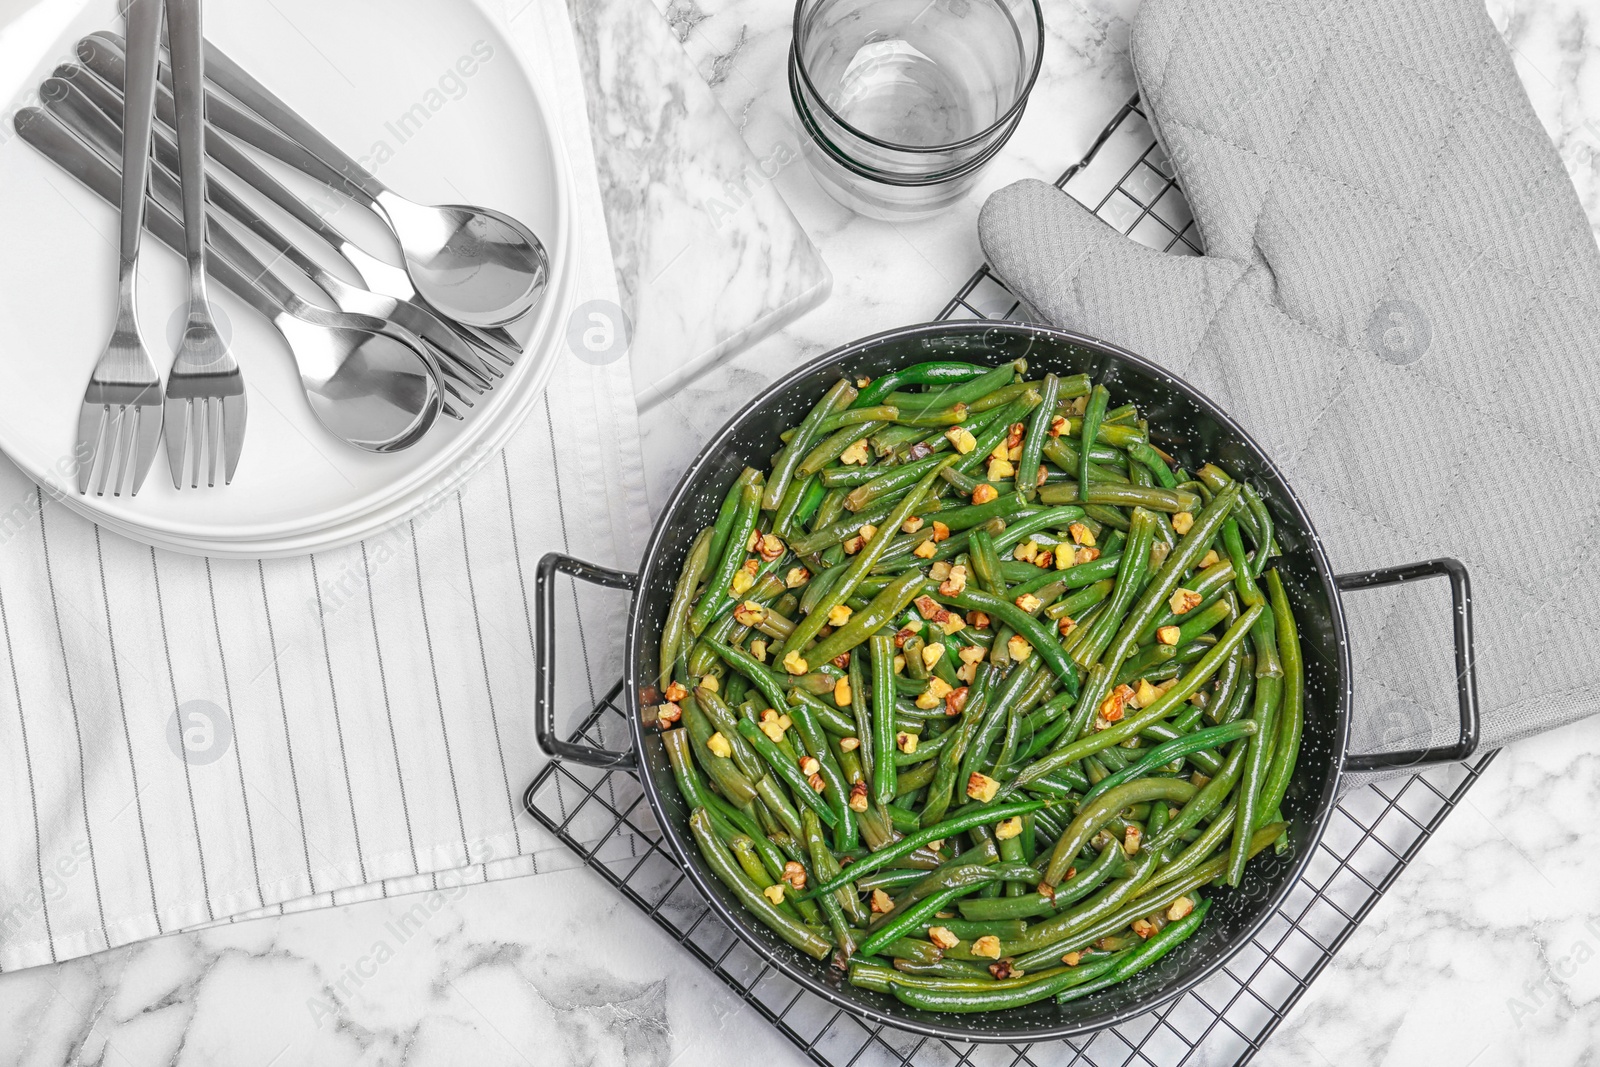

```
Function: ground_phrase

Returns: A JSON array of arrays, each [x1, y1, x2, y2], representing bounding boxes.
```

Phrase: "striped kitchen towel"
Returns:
[[0, 0, 649, 971]]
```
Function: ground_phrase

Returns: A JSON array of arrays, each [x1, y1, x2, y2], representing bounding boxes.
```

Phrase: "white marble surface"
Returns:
[[4, 0, 1600, 1065]]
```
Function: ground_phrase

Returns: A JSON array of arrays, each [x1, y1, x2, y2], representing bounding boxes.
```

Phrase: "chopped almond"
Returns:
[[1049, 415, 1069, 438], [988, 959, 1020, 980], [842, 534, 864, 554], [1013, 540, 1039, 564], [1132, 918, 1159, 939], [913, 538, 939, 559], [1200, 549, 1221, 569], [656, 702, 682, 728], [958, 645, 987, 667], [967, 772, 1000, 803], [987, 456, 1015, 482], [799, 755, 821, 776], [1075, 546, 1101, 566], [893, 654, 906, 674], [929, 560, 952, 582], [700, 674, 720, 693], [839, 736, 861, 752], [760, 719, 786, 743], [763, 884, 785, 906], [1124, 824, 1142, 856], [1063, 951, 1083, 966], [807, 772, 826, 793], [1006, 422, 1026, 450], [1172, 511, 1195, 535], [730, 559, 759, 595], [1054, 543, 1075, 570], [1134, 679, 1162, 709], [939, 614, 966, 636], [1100, 683, 1135, 722], [921, 643, 945, 669], [945, 685, 969, 716], [734, 601, 767, 627], [1169, 588, 1202, 615], [870, 888, 894, 914], [989, 440, 1010, 463]]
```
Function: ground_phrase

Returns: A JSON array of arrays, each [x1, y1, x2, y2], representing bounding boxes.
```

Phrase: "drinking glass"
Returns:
[[790, 0, 1044, 221]]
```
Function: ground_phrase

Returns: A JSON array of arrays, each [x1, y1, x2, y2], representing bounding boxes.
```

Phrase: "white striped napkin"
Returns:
[[0, 0, 649, 971]]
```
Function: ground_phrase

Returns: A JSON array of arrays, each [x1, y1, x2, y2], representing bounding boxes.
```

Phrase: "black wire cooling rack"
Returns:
[[525, 98, 1500, 1067]]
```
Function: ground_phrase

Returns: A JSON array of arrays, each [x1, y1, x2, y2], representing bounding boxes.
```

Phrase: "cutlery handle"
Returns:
[[117, 0, 164, 285], [14, 108, 287, 326], [162, 0, 208, 300], [199, 38, 387, 203]]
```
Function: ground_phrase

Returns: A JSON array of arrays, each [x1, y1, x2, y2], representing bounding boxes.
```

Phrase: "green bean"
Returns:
[[1016, 372, 1060, 498], [660, 528, 714, 686], [787, 696, 858, 851], [1257, 570, 1304, 822], [800, 570, 929, 669], [1055, 898, 1212, 1003], [802, 809, 859, 957], [689, 472, 762, 635], [1078, 721, 1257, 807], [681, 696, 759, 805], [884, 362, 1022, 412], [765, 380, 856, 511], [690, 809, 831, 959], [736, 719, 838, 828], [870, 634, 901, 808], [934, 586, 1079, 695], [1043, 778, 1197, 886], [852, 362, 992, 409], [1038, 482, 1201, 513]]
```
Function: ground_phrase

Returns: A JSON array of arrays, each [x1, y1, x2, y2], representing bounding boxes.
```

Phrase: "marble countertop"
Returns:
[[5, 0, 1600, 1064]]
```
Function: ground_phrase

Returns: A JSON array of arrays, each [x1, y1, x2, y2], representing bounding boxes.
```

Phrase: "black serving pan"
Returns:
[[533, 321, 1479, 1042]]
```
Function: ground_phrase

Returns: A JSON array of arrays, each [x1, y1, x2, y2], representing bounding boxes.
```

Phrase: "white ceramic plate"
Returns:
[[0, 0, 570, 551]]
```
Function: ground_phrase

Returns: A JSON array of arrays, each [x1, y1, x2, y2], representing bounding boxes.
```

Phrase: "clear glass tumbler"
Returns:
[[790, 0, 1044, 221]]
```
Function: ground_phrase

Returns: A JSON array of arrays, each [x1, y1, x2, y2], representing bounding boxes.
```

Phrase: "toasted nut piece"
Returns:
[[1070, 395, 1088, 416], [734, 601, 767, 626], [700, 674, 720, 693], [870, 888, 894, 914], [972, 935, 1002, 959], [1156, 678, 1179, 695], [1124, 824, 1142, 856], [1156, 625, 1182, 646], [757, 533, 785, 562], [839, 439, 870, 465], [972, 483, 999, 505], [783, 861, 807, 890], [832, 652, 852, 670], [1134, 679, 1161, 709], [939, 615, 966, 636], [1172, 511, 1195, 535], [967, 772, 1000, 803], [656, 702, 682, 728], [986, 457, 1015, 481], [808, 772, 827, 793], [730, 559, 759, 595], [931, 521, 951, 543], [965, 610, 991, 629], [995, 816, 1023, 841], [897, 731, 918, 755], [958, 646, 988, 668], [913, 538, 939, 559], [840, 736, 861, 752], [939, 564, 968, 597], [945, 685, 969, 716], [1038, 882, 1057, 903], [747, 530, 761, 552], [859, 524, 879, 544], [707, 732, 733, 758], [842, 534, 864, 554], [956, 661, 977, 683], [988, 959, 1020, 980], [785, 566, 811, 589], [1058, 616, 1077, 637], [1075, 546, 1101, 565], [849, 780, 869, 812], [1007, 635, 1034, 661], [833, 677, 853, 707], [1014, 592, 1043, 613], [828, 604, 854, 627], [929, 560, 953, 582], [894, 654, 907, 674], [1190, 771, 1212, 789], [927, 677, 954, 700], [1063, 951, 1083, 966], [989, 440, 1011, 462], [1054, 542, 1075, 570], [945, 427, 978, 454], [1006, 422, 1026, 450], [1169, 588, 1202, 615], [664, 681, 689, 703], [1132, 918, 1159, 939], [1200, 549, 1221, 569], [914, 595, 945, 621], [750, 638, 768, 662], [921, 643, 945, 669], [799, 755, 821, 776], [1100, 683, 1135, 722], [761, 708, 780, 722], [855, 376, 872, 388], [1151, 542, 1172, 570], [927, 839, 946, 853], [763, 884, 785, 905], [902, 515, 926, 534], [893, 626, 921, 649], [1167, 896, 1196, 922], [1013, 540, 1039, 564], [760, 719, 786, 743], [928, 926, 961, 950], [784, 650, 809, 675], [1049, 415, 1070, 438], [1068, 522, 1096, 547]]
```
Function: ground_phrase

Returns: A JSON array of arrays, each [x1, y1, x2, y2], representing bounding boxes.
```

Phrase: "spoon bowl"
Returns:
[[378, 195, 550, 328], [281, 317, 439, 452]]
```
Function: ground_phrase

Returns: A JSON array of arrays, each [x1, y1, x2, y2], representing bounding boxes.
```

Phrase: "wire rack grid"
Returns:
[[525, 98, 1500, 1067]]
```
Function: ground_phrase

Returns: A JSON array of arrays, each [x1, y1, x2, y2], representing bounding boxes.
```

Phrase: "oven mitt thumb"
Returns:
[[979, 0, 1600, 780]]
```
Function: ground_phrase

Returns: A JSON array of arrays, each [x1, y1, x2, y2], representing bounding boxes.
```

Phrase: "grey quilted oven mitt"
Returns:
[[979, 0, 1600, 778]]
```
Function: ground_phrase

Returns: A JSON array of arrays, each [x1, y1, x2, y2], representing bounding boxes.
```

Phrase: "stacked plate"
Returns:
[[0, 0, 574, 557]]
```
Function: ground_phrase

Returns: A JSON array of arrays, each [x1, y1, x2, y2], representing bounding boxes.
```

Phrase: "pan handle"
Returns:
[[1335, 558, 1481, 772], [535, 552, 639, 769]]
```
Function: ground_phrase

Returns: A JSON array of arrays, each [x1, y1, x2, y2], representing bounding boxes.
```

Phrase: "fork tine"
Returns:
[[128, 396, 162, 496], [206, 397, 222, 489], [76, 404, 108, 495], [164, 394, 190, 491], [95, 405, 124, 497], [107, 406, 136, 497], [221, 392, 246, 485]]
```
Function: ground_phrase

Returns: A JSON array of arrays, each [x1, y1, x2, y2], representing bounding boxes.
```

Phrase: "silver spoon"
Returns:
[[72, 36, 524, 365], [16, 106, 441, 452]]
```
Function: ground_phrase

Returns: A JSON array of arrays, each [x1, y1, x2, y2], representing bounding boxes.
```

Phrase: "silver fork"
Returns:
[[161, 0, 243, 488], [78, 0, 165, 497]]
